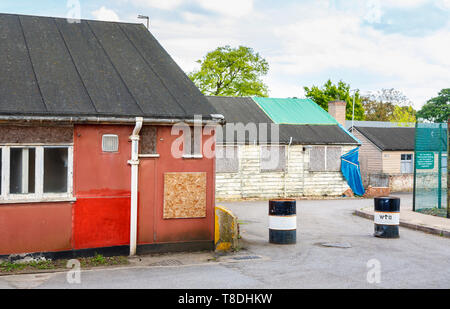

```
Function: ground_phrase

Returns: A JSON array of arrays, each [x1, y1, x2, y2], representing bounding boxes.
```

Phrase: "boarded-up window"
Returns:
[[163, 172, 207, 219], [309, 146, 326, 172], [261, 146, 286, 172], [140, 126, 157, 154], [216, 145, 239, 173], [326, 147, 342, 172], [0, 125, 73, 144]]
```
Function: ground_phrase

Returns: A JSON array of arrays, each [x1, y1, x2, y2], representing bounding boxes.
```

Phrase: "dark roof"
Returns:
[[0, 13, 217, 119], [353, 126, 415, 151], [207, 96, 359, 145]]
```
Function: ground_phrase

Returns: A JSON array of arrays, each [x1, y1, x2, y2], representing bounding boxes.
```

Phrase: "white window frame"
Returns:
[[182, 126, 203, 159], [400, 153, 413, 174], [0, 144, 74, 203]]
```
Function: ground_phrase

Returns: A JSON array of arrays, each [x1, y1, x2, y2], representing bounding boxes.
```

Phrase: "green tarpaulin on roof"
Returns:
[[252, 97, 338, 125]]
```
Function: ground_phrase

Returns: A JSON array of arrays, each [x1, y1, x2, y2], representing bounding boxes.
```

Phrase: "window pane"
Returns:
[[10, 148, 35, 194], [44, 148, 68, 193]]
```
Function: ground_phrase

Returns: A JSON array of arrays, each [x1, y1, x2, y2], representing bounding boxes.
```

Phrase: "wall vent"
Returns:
[[102, 134, 119, 152]]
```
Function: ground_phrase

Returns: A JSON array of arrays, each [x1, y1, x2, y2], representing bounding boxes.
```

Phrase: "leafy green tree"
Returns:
[[417, 89, 450, 123], [361, 88, 416, 124], [303, 80, 365, 120], [391, 105, 416, 125], [188, 45, 269, 97]]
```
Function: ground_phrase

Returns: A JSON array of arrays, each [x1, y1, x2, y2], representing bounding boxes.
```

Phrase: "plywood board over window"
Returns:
[[163, 172, 207, 219]]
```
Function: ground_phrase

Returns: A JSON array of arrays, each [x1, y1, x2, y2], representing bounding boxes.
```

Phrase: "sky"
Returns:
[[1, 0, 449, 110]]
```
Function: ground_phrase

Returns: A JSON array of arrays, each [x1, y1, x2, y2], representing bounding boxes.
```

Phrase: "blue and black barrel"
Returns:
[[374, 196, 400, 238], [269, 199, 296, 244]]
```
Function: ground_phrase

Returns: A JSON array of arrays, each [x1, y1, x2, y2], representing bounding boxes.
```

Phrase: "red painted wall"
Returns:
[[0, 203, 72, 255], [72, 125, 132, 249], [150, 126, 215, 244], [0, 123, 216, 255]]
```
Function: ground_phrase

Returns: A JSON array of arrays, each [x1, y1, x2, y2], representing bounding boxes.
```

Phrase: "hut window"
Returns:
[[216, 145, 239, 173], [183, 126, 202, 158], [44, 148, 68, 193], [326, 147, 342, 172], [102, 135, 119, 152], [309, 146, 326, 172], [140, 126, 157, 154], [401, 154, 413, 174], [261, 146, 286, 172], [9, 148, 36, 194], [309, 146, 342, 172], [0, 145, 73, 202]]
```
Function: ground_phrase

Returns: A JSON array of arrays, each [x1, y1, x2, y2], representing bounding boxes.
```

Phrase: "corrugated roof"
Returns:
[[353, 126, 415, 151], [0, 13, 217, 119], [207, 96, 359, 145], [252, 97, 338, 125]]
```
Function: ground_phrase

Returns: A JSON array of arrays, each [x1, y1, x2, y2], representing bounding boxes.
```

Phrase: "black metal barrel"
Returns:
[[269, 199, 296, 244], [374, 196, 400, 238]]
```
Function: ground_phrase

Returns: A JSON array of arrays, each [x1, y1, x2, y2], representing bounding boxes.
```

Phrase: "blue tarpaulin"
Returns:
[[341, 148, 365, 196]]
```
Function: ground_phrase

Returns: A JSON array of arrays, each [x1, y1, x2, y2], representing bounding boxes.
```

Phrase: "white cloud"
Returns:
[[124, 0, 448, 109], [92, 6, 120, 22], [124, 0, 184, 10], [195, 0, 254, 18], [381, 0, 430, 8], [437, 0, 450, 10], [269, 3, 450, 108]]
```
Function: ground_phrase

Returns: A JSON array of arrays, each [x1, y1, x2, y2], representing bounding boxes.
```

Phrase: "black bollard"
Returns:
[[269, 199, 296, 244], [374, 196, 400, 238]]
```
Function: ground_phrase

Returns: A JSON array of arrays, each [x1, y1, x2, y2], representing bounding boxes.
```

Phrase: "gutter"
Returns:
[[0, 115, 225, 125], [128, 117, 143, 256]]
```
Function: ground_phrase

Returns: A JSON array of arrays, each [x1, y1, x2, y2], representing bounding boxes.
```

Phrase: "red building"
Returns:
[[0, 13, 223, 258]]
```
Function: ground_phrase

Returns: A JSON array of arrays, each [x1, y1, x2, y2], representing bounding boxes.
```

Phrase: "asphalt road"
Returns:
[[1, 193, 449, 289]]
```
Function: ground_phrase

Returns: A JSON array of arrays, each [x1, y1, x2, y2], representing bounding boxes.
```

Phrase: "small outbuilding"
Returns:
[[349, 126, 416, 191], [0, 13, 223, 258], [207, 96, 361, 200]]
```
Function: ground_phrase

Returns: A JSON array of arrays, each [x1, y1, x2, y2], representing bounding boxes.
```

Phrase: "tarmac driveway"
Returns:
[[1, 193, 449, 289]]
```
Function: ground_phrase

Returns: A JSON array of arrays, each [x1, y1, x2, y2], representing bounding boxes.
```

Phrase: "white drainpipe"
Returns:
[[128, 117, 143, 256]]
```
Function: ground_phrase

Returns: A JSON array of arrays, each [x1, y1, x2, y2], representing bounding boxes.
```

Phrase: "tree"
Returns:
[[417, 89, 450, 123], [361, 88, 416, 124], [391, 105, 416, 125], [303, 80, 365, 120], [188, 45, 269, 97]]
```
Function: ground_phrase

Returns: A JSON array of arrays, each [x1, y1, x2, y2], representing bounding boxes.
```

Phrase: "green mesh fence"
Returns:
[[413, 122, 448, 218]]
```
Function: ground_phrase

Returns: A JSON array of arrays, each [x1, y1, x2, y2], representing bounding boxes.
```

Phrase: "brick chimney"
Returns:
[[328, 100, 347, 126]]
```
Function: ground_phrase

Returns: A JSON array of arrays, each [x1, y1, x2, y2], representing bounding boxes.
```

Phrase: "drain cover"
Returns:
[[319, 242, 352, 249], [230, 255, 262, 261], [148, 259, 183, 266]]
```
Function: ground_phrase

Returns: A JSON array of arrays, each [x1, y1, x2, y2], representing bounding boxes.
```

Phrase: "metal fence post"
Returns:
[[413, 122, 418, 212], [447, 119, 449, 219], [438, 123, 442, 209]]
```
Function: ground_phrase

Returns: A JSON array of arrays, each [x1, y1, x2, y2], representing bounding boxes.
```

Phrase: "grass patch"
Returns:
[[0, 254, 129, 274]]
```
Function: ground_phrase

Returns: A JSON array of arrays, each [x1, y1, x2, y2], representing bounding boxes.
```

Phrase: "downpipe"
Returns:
[[128, 117, 143, 256]]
